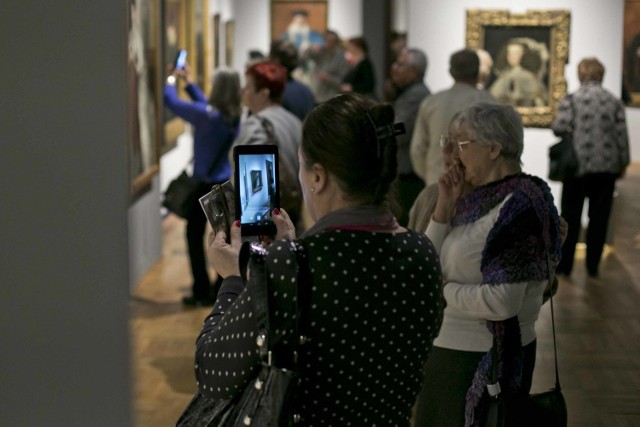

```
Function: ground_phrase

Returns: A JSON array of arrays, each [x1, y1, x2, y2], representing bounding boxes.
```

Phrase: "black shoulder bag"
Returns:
[[163, 158, 220, 219], [484, 255, 568, 427], [548, 95, 579, 182], [175, 240, 311, 427]]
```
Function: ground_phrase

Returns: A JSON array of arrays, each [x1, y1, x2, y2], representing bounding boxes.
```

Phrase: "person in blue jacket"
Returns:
[[164, 64, 241, 306], [269, 39, 315, 120]]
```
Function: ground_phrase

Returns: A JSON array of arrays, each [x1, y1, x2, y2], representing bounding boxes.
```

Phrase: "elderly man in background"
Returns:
[[390, 48, 431, 226], [307, 30, 350, 104], [410, 48, 495, 187]]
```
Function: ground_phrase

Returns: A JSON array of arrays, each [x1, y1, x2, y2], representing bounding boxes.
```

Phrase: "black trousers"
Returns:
[[557, 173, 617, 276], [414, 341, 536, 427], [185, 181, 221, 299]]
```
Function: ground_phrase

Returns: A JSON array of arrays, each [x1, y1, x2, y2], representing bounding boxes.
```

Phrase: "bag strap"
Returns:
[[239, 240, 311, 365], [489, 256, 562, 395], [239, 241, 270, 360], [546, 255, 562, 391]]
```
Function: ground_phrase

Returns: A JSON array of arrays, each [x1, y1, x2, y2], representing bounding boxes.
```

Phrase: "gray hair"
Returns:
[[406, 48, 428, 79], [456, 102, 523, 164], [209, 68, 242, 122]]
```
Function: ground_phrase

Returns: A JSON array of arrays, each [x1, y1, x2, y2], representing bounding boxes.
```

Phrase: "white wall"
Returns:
[[407, 0, 635, 205]]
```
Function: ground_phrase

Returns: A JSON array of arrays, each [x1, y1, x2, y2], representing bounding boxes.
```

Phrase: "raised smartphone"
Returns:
[[233, 145, 280, 236], [174, 49, 187, 70]]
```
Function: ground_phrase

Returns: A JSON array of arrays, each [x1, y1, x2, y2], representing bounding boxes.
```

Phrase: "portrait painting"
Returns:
[[250, 170, 263, 194], [466, 9, 571, 128], [270, 0, 328, 52], [128, 0, 161, 195], [212, 14, 220, 70], [225, 20, 234, 67], [623, 0, 640, 106], [190, 0, 208, 94], [162, 0, 186, 154]]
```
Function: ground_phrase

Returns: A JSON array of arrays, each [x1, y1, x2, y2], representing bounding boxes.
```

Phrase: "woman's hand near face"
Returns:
[[207, 220, 242, 278], [432, 162, 466, 223]]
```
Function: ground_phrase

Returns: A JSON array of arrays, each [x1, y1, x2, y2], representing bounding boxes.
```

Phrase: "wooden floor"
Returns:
[[130, 164, 640, 427]]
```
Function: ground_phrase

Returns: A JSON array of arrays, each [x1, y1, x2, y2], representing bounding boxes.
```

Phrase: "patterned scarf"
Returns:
[[452, 174, 562, 427]]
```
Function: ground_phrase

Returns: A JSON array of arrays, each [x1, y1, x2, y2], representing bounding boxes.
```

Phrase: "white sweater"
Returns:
[[426, 196, 546, 352]]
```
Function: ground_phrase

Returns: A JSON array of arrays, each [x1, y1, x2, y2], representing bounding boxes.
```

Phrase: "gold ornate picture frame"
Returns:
[[162, 0, 187, 155], [466, 9, 571, 128], [128, 0, 162, 196]]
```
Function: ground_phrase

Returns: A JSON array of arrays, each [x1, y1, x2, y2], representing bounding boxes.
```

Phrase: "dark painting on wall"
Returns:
[[270, 0, 328, 49], [624, 0, 640, 106], [466, 9, 571, 128], [162, 0, 185, 154], [250, 170, 263, 194], [128, 0, 162, 196]]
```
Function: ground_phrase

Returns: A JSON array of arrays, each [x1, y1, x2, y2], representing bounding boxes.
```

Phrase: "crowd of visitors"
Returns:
[[162, 18, 629, 426]]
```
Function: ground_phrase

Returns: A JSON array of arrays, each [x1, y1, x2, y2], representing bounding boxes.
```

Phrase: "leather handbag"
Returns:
[[163, 157, 220, 219], [175, 240, 311, 427], [548, 96, 578, 182], [163, 170, 202, 219], [484, 257, 568, 427]]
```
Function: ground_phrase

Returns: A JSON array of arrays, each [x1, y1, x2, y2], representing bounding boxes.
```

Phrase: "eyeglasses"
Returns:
[[439, 135, 476, 152]]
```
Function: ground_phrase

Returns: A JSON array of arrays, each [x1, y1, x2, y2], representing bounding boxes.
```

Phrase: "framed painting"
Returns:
[[270, 0, 328, 51], [127, 0, 162, 196], [225, 20, 234, 67], [466, 9, 571, 128], [162, 0, 187, 154], [623, 0, 640, 106], [212, 14, 221, 70], [187, 0, 210, 95]]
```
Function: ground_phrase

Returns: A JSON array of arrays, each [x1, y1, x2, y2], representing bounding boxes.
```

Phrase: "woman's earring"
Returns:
[[310, 187, 315, 193]]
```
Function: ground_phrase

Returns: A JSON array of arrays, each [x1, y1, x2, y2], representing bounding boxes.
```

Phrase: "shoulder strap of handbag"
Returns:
[[490, 256, 562, 393], [239, 240, 311, 364], [546, 255, 562, 391]]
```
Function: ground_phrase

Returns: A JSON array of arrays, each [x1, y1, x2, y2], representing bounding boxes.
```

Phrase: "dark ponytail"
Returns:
[[301, 93, 402, 205]]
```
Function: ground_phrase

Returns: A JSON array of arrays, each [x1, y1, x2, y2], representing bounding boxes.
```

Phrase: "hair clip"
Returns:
[[366, 113, 407, 158], [375, 122, 406, 140]]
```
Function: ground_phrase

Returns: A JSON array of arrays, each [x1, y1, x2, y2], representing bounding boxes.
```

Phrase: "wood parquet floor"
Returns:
[[130, 164, 640, 427]]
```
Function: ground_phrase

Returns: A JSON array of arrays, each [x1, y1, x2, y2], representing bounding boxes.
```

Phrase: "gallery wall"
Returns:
[[156, 0, 638, 253], [408, 0, 638, 204]]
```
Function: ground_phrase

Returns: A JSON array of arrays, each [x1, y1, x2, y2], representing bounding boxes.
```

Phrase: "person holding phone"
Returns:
[[190, 93, 445, 425], [164, 62, 241, 306]]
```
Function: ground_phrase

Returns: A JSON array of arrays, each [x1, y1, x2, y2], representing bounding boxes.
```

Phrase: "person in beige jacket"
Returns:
[[410, 49, 495, 186]]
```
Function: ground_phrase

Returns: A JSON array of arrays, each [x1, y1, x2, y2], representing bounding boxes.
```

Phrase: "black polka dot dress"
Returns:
[[195, 229, 444, 426]]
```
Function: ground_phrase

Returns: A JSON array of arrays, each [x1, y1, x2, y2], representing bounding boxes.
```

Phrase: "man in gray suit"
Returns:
[[391, 48, 431, 226], [410, 49, 495, 186]]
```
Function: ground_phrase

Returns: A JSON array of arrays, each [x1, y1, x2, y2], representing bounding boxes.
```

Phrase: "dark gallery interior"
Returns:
[[2, 1, 639, 426]]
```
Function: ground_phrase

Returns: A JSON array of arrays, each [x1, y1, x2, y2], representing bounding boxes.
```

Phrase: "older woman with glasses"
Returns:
[[413, 102, 563, 426]]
